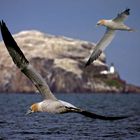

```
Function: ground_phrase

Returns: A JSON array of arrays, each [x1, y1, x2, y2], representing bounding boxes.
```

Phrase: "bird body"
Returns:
[[85, 8, 133, 67], [30, 100, 77, 114], [0, 20, 130, 121], [97, 19, 132, 31]]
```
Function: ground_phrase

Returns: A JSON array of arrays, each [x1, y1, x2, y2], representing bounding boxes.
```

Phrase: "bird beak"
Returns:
[[26, 109, 32, 115]]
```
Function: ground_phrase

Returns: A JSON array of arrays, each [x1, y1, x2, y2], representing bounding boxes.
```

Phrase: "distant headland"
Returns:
[[0, 30, 140, 93]]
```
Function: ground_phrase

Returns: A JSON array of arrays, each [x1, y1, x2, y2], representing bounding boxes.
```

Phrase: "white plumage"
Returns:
[[85, 8, 133, 67]]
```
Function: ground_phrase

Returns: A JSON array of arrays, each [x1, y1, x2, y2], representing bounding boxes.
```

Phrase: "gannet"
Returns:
[[85, 8, 133, 67], [0, 20, 129, 120]]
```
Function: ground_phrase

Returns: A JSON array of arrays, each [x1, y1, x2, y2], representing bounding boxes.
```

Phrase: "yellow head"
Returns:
[[26, 103, 39, 114], [96, 19, 106, 26]]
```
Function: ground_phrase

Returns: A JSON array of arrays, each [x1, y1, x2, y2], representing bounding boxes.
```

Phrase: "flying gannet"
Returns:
[[85, 8, 133, 67], [0, 20, 129, 120]]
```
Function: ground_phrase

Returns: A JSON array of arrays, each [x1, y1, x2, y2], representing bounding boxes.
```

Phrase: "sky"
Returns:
[[0, 0, 140, 86]]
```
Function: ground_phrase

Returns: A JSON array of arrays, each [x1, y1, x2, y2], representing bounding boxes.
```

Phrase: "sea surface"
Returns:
[[0, 93, 140, 140]]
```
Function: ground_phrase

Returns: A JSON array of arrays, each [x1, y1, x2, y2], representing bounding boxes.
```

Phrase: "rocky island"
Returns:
[[0, 30, 140, 93]]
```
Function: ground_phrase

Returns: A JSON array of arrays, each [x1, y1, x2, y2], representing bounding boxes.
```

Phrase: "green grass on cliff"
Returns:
[[104, 79, 123, 89]]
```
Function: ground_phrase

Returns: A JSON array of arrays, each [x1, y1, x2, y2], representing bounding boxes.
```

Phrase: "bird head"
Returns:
[[96, 19, 106, 26], [26, 103, 39, 114]]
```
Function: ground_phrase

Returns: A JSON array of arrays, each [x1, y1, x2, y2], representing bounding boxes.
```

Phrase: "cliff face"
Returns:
[[0, 30, 139, 93]]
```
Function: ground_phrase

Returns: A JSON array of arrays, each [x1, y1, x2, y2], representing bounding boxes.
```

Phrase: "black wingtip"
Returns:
[[80, 110, 131, 121], [0, 20, 3, 28], [84, 59, 91, 68], [0, 20, 16, 47], [84, 62, 89, 68], [2, 20, 5, 25], [124, 8, 130, 15], [0, 20, 6, 28], [0, 20, 29, 67]]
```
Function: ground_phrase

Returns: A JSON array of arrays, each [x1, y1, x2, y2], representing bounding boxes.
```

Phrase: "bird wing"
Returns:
[[85, 28, 115, 67], [66, 107, 129, 120], [0, 20, 57, 100], [113, 8, 130, 23], [78, 109, 129, 120]]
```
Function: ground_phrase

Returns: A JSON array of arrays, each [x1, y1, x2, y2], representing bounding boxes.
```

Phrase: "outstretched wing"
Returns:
[[85, 29, 115, 67], [79, 110, 129, 120], [113, 8, 130, 23], [0, 20, 57, 100], [85, 49, 102, 67], [66, 107, 129, 120]]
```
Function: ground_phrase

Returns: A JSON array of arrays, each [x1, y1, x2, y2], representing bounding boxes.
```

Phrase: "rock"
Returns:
[[0, 30, 140, 93]]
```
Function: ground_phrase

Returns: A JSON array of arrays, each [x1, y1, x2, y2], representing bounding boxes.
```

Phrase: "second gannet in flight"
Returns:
[[0, 20, 129, 120], [85, 8, 133, 67]]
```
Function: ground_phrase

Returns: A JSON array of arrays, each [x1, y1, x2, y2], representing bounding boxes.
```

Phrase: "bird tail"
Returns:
[[67, 107, 129, 120], [0, 20, 29, 69]]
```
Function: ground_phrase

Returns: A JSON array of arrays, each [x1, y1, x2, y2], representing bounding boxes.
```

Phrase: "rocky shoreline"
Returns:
[[0, 30, 140, 93]]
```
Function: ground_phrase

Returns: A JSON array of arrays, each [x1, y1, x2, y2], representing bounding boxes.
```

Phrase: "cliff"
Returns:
[[0, 30, 139, 93]]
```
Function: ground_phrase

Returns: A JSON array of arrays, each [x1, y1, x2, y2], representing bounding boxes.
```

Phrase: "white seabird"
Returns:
[[0, 20, 129, 120], [85, 8, 133, 67]]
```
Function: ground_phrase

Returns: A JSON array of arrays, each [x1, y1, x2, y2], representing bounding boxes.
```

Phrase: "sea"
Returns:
[[0, 93, 140, 140]]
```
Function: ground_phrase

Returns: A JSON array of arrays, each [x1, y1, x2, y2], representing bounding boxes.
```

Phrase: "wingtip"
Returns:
[[0, 20, 2, 28], [84, 60, 91, 68], [79, 109, 131, 120], [0, 20, 6, 32], [124, 8, 130, 15], [84, 63, 88, 68], [1, 20, 5, 26]]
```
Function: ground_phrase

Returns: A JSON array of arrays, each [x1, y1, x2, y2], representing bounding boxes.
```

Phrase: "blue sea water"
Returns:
[[0, 93, 140, 140]]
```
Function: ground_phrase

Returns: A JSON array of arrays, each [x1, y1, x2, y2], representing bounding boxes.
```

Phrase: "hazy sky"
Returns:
[[0, 0, 140, 86]]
